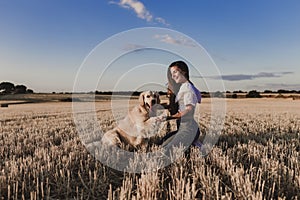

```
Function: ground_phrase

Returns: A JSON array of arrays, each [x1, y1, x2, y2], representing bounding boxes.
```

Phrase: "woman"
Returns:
[[159, 60, 202, 149]]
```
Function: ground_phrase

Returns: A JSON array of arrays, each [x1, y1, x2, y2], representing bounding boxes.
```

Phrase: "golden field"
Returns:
[[0, 98, 299, 199]]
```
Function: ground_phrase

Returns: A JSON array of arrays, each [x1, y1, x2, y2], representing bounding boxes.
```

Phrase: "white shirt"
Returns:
[[175, 82, 198, 112]]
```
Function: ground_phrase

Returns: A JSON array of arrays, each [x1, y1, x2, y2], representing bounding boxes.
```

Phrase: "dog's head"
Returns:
[[139, 91, 160, 111]]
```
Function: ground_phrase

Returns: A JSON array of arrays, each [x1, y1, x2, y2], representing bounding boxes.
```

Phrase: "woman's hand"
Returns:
[[168, 104, 194, 120]]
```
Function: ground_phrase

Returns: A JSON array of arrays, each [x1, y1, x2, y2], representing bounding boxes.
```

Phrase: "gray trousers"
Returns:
[[161, 118, 200, 148]]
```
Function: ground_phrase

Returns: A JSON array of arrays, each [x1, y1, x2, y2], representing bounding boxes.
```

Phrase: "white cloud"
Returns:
[[154, 34, 197, 47], [155, 17, 170, 26], [260, 83, 300, 91], [192, 71, 294, 81], [110, 0, 169, 25], [122, 43, 146, 51]]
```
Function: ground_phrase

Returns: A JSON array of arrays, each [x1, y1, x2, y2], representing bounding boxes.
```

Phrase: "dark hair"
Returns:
[[167, 60, 193, 95], [169, 60, 190, 80], [167, 60, 193, 115]]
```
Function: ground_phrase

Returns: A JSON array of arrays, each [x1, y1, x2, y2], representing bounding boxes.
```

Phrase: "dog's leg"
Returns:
[[102, 129, 122, 146]]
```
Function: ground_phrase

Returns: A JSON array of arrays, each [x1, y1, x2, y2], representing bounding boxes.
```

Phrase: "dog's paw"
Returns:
[[157, 114, 167, 122], [150, 116, 166, 123]]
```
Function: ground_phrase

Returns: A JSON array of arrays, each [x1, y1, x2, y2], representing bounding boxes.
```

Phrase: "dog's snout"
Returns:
[[151, 99, 156, 104]]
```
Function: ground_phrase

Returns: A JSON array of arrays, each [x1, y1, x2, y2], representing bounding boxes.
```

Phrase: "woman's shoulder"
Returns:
[[179, 82, 202, 103], [180, 82, 194, 92]]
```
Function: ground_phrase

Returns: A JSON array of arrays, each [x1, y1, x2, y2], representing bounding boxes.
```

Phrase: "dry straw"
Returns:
[[0, 99, 299, 199]]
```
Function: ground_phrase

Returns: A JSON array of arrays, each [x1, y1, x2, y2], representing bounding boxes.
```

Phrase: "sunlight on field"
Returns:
[[0, 99, 299, 199]]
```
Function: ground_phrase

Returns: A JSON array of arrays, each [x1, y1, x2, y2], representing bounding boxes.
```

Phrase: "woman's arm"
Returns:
[[167, 104, 194, 120]]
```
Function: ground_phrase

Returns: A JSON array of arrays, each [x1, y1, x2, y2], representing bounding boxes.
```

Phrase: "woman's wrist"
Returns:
[[167, 112, 181, 120]]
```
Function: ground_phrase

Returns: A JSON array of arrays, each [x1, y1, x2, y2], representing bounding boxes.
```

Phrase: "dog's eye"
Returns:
[[153, 94, 157, 98], [146, 95, 150, 98]]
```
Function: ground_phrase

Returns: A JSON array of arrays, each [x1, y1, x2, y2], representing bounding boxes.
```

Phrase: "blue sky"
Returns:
[[0, 0, 299, 92]]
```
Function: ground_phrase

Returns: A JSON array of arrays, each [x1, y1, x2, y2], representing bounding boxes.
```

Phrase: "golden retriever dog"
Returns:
[[100, 91, 166, 149]]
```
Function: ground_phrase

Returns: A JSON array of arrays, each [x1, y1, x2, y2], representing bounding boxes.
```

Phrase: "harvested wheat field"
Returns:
[[0, 98, 299, 199]]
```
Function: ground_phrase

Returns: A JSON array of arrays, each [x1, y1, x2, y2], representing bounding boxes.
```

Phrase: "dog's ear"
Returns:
[[156, 92, 160, 104], [139, 92, 145, 106]]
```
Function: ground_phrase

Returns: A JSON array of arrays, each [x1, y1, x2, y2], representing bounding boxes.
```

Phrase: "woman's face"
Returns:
[[170, 66, 187, 84]]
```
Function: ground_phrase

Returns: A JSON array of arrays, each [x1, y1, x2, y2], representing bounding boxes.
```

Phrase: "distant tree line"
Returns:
[[95, 91, 167, 96], [263, 89, 300, 94], [94, 89, 299, 99], [0, 82, 34, 94]]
